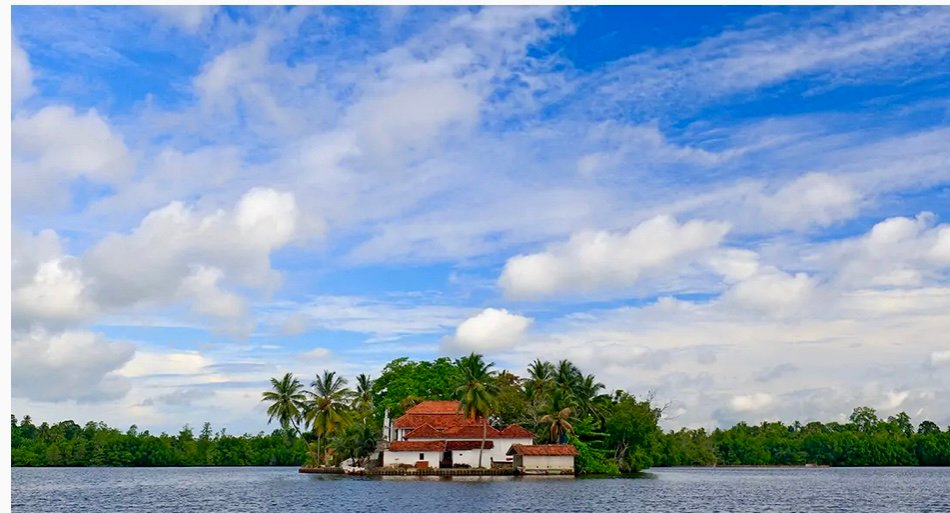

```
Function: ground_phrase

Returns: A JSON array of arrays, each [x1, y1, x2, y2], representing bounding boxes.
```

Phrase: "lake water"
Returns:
[[11, 466, 950, 512]]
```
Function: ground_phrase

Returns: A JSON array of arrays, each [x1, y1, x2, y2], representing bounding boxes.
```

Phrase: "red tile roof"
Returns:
[[404, 400, 461, 414], [507, 444, 578, 456], [387, 441, 446, 452], [445, 440, 494, 451], [498, 425, 535, 438], [403, 424, 444, 439], [394, 413, 481, 429], [439, 424, 502, 439]]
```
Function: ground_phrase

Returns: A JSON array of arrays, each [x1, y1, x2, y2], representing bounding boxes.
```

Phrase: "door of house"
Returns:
[[440, 450, 453, 468]]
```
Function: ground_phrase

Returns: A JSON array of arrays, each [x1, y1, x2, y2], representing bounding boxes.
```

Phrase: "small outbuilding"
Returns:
[[507, 444, 578, 475], [383, 441, 445, 468]]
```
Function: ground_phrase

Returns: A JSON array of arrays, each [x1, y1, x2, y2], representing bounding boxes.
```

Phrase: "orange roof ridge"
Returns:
[[403, 400, 462, 415], [403, 424, 443, 439], [498, 424, 535, 438]]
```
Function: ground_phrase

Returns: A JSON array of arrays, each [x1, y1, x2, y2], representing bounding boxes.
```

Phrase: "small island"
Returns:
[[259, 353, 950, 476]]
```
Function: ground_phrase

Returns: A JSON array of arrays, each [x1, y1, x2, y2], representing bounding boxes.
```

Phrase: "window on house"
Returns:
[[419, 453, 424, 460]]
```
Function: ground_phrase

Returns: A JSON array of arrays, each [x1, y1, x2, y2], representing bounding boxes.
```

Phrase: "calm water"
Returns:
[[11, 466, 950, 512]]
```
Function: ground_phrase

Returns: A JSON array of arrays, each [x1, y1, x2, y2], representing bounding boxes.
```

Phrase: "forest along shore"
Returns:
[[15, 356, 949, 470]]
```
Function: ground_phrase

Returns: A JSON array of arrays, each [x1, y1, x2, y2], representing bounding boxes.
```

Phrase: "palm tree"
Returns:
[[574, 373, 606, 421], [540, 389, 574, 443], [524, 359, 554, 404], [455, 352, 498, 468], [554, 359, 582, 396], [353, 373, 374, 420], [260, 373, 307, 435], [304, 370, 352, 465]]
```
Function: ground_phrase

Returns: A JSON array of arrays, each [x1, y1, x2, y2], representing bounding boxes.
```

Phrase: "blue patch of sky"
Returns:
[[14, 7, 206, 113], [561, 6, 773, 70]]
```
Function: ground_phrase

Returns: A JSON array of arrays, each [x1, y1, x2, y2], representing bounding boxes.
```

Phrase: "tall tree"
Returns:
[[574, 374, 606, 421], [540, 388, 574, 443], [353, 373, 374, 420], [260, 373, 307, 435], [454, 352, 498, 468], [524, 359, 554, 405], [554, 359, 582, 396], [305, 370, 352, 465]]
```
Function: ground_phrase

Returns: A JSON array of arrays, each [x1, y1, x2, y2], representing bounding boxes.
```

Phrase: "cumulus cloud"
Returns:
[[84, 187, 299, 321], [12, 330, 135, 403], [12, 188, 301, 334], [721, 268, 817, 317], [816, 212, 950, 288], [12, 230, 95, 328], [118, 350, 212, 378], [730, 393, 775, 412], [500, 215, 731, 299], [13, 106, 133, 212], [757, 173, 859, 230], [443, 308, 533, 353]]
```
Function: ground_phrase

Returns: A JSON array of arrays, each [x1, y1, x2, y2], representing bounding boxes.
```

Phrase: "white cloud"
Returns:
[[816, 212, 950, 289], [757, 173, 859, 230], [12, 229, 97, 328], [13, 106, 133, 212], [722, 268, 817, 317], [577, 122, 740, 176], [596, 8, 950, 112], [499, 215, 731, 299], [146, 5, 216, 34], [12, 37, 34, 106], [300, 347, 331, 360], [930, 350, 950, 368], [118, 350, 212, 378], [12, 330, 135, 403], [444, 308, 533, 353], [730, 393, 775, 412], [13, 257, 95, 328], [84, 188, 299, 322], [12, 188, 302, 333]]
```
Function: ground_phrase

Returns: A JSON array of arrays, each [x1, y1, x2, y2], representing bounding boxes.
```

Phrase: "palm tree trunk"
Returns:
[[479, 418, 487, 468], [317, 435, 323, 466]]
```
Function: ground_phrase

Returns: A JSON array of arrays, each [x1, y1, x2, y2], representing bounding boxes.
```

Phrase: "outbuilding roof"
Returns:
[[506, 444, 578, 456]]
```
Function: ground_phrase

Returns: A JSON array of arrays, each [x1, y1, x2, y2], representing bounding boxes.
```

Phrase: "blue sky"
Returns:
[[11, 6, 950, 435]]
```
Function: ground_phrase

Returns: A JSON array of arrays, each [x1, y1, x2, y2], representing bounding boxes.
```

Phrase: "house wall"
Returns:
[[382, 450, 441, 468], [521, 455, 574, 471], [411, 438, 534, 468], [489, 438, 534, 464]]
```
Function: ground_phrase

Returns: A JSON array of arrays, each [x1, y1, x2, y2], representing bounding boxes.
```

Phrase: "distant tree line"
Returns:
[[12, 356, 950, 471], [11, 417, 308, 467], [654, 406, 950, 467]]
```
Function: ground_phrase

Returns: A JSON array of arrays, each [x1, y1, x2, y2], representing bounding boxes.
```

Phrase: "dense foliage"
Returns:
[[654, 408, 950, 467], [13, 356, 950, 471], [11, 417, 308, 467]]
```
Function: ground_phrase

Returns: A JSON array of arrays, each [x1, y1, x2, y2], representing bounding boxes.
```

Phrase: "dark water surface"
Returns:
[[12, 466, 950, 512]]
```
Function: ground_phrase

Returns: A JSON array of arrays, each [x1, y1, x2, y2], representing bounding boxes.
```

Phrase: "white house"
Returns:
[[381, 400, 535, 468], [507, 444, 577, 474]]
